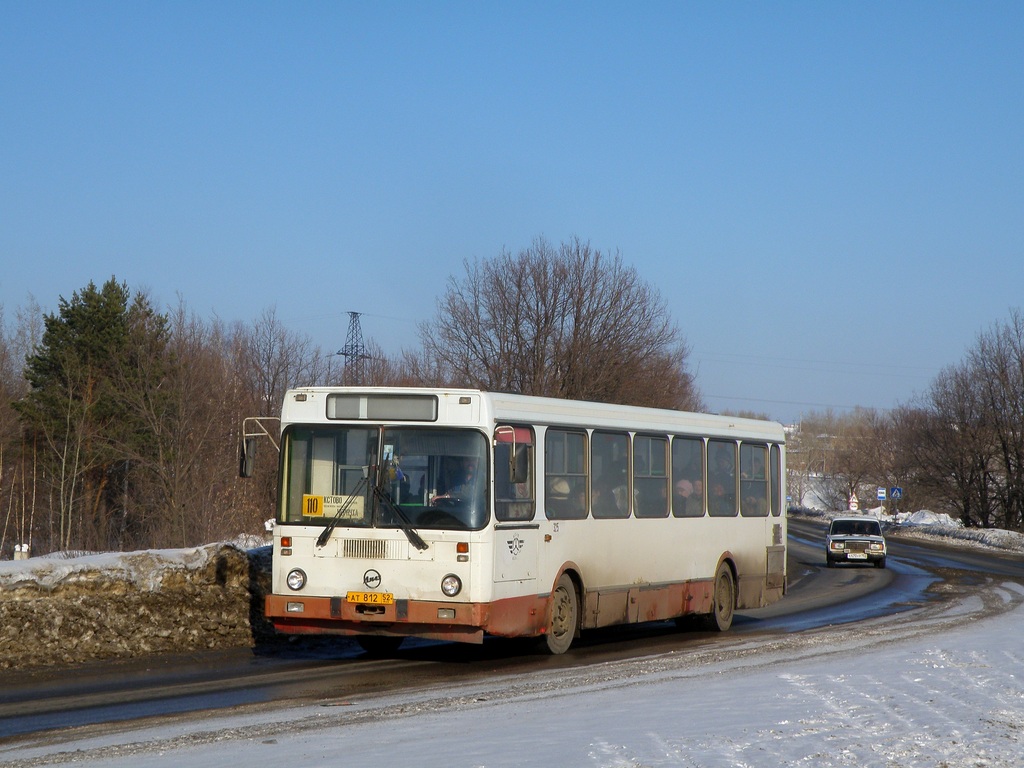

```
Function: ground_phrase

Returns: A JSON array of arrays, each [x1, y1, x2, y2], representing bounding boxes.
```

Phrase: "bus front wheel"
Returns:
[[706, 563, 736, 632], [545, 573, 578, 654]]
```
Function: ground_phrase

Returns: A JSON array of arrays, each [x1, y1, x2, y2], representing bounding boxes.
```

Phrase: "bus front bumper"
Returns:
[[264, 593, 548, 644]]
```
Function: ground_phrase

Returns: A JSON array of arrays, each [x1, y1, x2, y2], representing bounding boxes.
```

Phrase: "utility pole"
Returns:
[[339, 311, 370, 385]]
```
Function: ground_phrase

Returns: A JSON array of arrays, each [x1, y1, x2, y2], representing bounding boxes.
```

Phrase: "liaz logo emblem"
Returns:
[[507, 534, 524, 557], [363, 569, 382, 589]]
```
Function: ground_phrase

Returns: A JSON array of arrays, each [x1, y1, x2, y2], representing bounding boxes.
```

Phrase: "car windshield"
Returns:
[[279, 425, 489, 530], [831, 519, 882, 536]]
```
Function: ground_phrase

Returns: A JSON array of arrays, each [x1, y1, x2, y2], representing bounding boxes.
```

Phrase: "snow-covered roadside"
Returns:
[[0, 544, 268, 669], [3, 512, 1023, 768], [4, 585, 1024, 767], [794, 506, 1024, 554], [4, 546, 1024, 767]]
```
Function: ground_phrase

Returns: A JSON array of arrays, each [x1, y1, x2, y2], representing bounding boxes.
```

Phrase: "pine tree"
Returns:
[[15, 278, 168, 551]]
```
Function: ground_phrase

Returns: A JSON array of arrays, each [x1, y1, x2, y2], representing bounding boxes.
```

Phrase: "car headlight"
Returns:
[[441, 574, 462, 597], [286, 568, 307, 591]]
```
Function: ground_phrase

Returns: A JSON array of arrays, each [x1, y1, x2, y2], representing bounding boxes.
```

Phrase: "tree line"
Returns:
[[3, 237, 1022, 558], [787, 309, 1024, 532], [0, 238, 700, 557]]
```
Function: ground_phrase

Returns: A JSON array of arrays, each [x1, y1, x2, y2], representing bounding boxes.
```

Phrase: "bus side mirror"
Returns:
[[240, 437, 257, 478], [509, 445, 530, 484]]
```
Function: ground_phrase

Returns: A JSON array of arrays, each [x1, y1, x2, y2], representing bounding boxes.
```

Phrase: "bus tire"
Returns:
[[706, 562, 735, 632], [545, 573, 578, 655]]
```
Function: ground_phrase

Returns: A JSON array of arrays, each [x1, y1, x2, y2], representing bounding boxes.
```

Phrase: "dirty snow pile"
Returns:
[[0, 543, 273, 669], [4, 560, 1024, 767], [2, 514, 1024, 766]]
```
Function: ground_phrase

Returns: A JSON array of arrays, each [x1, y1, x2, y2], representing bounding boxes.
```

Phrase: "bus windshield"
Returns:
[[279, 425, 489, 531]]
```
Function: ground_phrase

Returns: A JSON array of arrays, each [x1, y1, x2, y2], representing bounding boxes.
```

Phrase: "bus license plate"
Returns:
[[346, 591, 395, 605]]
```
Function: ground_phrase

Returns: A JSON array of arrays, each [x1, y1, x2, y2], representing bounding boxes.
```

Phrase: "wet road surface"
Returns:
[[2, 517, 1021, 744]]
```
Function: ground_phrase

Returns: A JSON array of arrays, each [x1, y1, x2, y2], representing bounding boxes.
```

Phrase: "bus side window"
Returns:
[[634, 434, 669, 518], [591, 431, 629, 519], [708, 439, 737, 517], [545, 429, 588, 520], [770, 444, 782, 516], [740, 443, 769, 517], [672, 436, 705, 517]]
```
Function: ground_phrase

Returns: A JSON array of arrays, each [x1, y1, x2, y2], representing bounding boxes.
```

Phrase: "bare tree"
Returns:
[[970, 310, 1024, 530], [234, 306, 331, 416], [0, 300, 43, 556], [893, 389, 988, 527], [886, 317, 1015, 530], [414, 237, 701, 410], [787, 410, 881, 511]]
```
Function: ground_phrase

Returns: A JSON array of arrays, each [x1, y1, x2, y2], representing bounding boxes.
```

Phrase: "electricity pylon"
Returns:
[[339, 311, 371, 385]]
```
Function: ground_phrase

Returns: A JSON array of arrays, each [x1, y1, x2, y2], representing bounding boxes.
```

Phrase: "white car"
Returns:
[[825, 516, 887, 568]]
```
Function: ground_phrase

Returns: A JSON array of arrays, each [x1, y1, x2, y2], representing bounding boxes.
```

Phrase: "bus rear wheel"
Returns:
[[706, 562, 735, 632], [545, 573, 578, 655]]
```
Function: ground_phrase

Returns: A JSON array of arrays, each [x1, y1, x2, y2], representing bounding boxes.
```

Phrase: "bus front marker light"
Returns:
[[286, 569, 307, 591], [441, 574, 462, 597]]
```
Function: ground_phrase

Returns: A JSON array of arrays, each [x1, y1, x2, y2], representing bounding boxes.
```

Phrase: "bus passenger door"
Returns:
[[494, 524, 539, 582], [493, 426, 539, 584]]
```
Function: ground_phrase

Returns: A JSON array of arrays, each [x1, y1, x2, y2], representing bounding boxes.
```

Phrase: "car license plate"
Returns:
[[848, 553, 867, 560], [346, 591, 395, 605]]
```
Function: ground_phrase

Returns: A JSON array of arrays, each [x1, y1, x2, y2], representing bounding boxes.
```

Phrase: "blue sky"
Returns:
[[2, 2, 1021, 424]]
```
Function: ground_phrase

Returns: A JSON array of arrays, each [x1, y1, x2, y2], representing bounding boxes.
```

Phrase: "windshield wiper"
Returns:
[[315, 472, 368, 548], [373, 483, 428, 551]]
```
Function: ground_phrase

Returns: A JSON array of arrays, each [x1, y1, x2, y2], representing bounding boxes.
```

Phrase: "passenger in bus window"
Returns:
[[743, 453, 766, 480], [592, 477, 628, 517], [674, 477, 703, 516], [708, 445, 736, 516], [671, 438, 705, 517], [742, 491, 768, 516], [591, 478, 612, 517], [546, 477, 571, 516]]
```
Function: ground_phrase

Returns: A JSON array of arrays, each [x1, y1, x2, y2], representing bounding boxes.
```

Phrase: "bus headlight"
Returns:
[[286, 569, 307, 591], [441, 574, 462, 597]]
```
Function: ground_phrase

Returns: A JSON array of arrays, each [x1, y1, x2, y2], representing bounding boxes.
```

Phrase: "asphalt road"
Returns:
[[2, 517, 1022, 747]]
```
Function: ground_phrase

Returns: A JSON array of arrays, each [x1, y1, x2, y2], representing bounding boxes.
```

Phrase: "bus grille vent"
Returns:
[[342, 539, 402, 559]]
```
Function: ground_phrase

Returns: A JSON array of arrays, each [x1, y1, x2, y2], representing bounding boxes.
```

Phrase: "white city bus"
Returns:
[[259, 387, 786, 654]]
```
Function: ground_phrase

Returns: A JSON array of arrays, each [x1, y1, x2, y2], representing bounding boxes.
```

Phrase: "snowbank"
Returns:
[[790, 505, 1024, 554], [0, 544, 275, 670], [2, 511, 1022, 671]]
